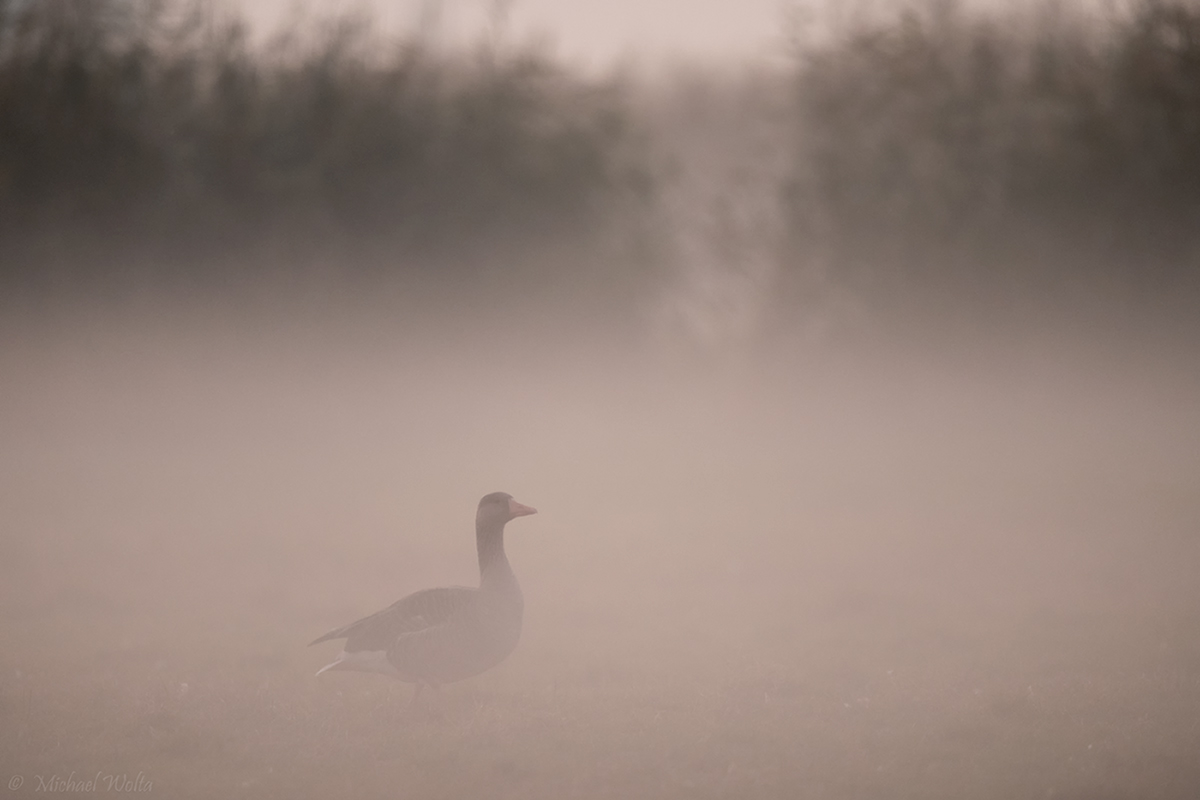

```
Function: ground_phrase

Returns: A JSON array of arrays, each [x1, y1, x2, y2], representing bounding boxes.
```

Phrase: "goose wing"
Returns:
[[309, 586, 478, 652]]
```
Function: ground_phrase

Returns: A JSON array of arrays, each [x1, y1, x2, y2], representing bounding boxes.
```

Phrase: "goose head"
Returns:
[[476, 492, 537, 530]]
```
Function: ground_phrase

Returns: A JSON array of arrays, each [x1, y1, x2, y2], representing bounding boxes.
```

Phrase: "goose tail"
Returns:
[[314, 649, 402, 678], [314, 651, 348, 676]]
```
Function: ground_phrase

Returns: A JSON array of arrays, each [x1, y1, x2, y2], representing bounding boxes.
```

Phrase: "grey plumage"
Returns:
[[310, 492, 536, 690]]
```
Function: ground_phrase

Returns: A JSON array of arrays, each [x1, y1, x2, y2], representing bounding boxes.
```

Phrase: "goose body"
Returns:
[[311, 492, 536, 690]]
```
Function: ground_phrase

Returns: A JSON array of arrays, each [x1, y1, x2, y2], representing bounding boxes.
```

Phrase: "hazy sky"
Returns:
[[245, 0, 793, 67]]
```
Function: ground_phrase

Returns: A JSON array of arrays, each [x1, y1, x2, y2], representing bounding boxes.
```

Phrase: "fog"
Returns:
[[2, 296, 1197, 798], [3, 0, 1200, 797]]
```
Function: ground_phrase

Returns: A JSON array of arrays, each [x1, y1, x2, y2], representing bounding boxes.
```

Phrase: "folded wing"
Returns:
[[309, 586, 478, 652]]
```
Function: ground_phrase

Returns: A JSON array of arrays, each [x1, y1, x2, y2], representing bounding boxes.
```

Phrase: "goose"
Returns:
[[310, 492, 537, 699]]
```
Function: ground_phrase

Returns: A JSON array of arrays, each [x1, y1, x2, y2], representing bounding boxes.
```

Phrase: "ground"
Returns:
[[2, 305, 1198, 799]]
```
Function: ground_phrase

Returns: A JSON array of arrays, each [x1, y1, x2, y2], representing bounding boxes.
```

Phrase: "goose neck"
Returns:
[[477, 522, 513, 586]]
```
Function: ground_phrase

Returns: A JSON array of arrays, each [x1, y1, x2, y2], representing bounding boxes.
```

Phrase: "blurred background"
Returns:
[[2, 0, 1198, 338], [1, 1, 1198, 798]]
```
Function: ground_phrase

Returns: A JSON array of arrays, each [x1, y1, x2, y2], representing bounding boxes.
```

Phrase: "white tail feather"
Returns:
[[314, 649, 403, 678]]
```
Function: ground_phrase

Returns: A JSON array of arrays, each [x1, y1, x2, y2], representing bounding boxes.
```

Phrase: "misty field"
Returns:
[[1, 302, 1198, 800], [3, 0, 1200, 796]]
